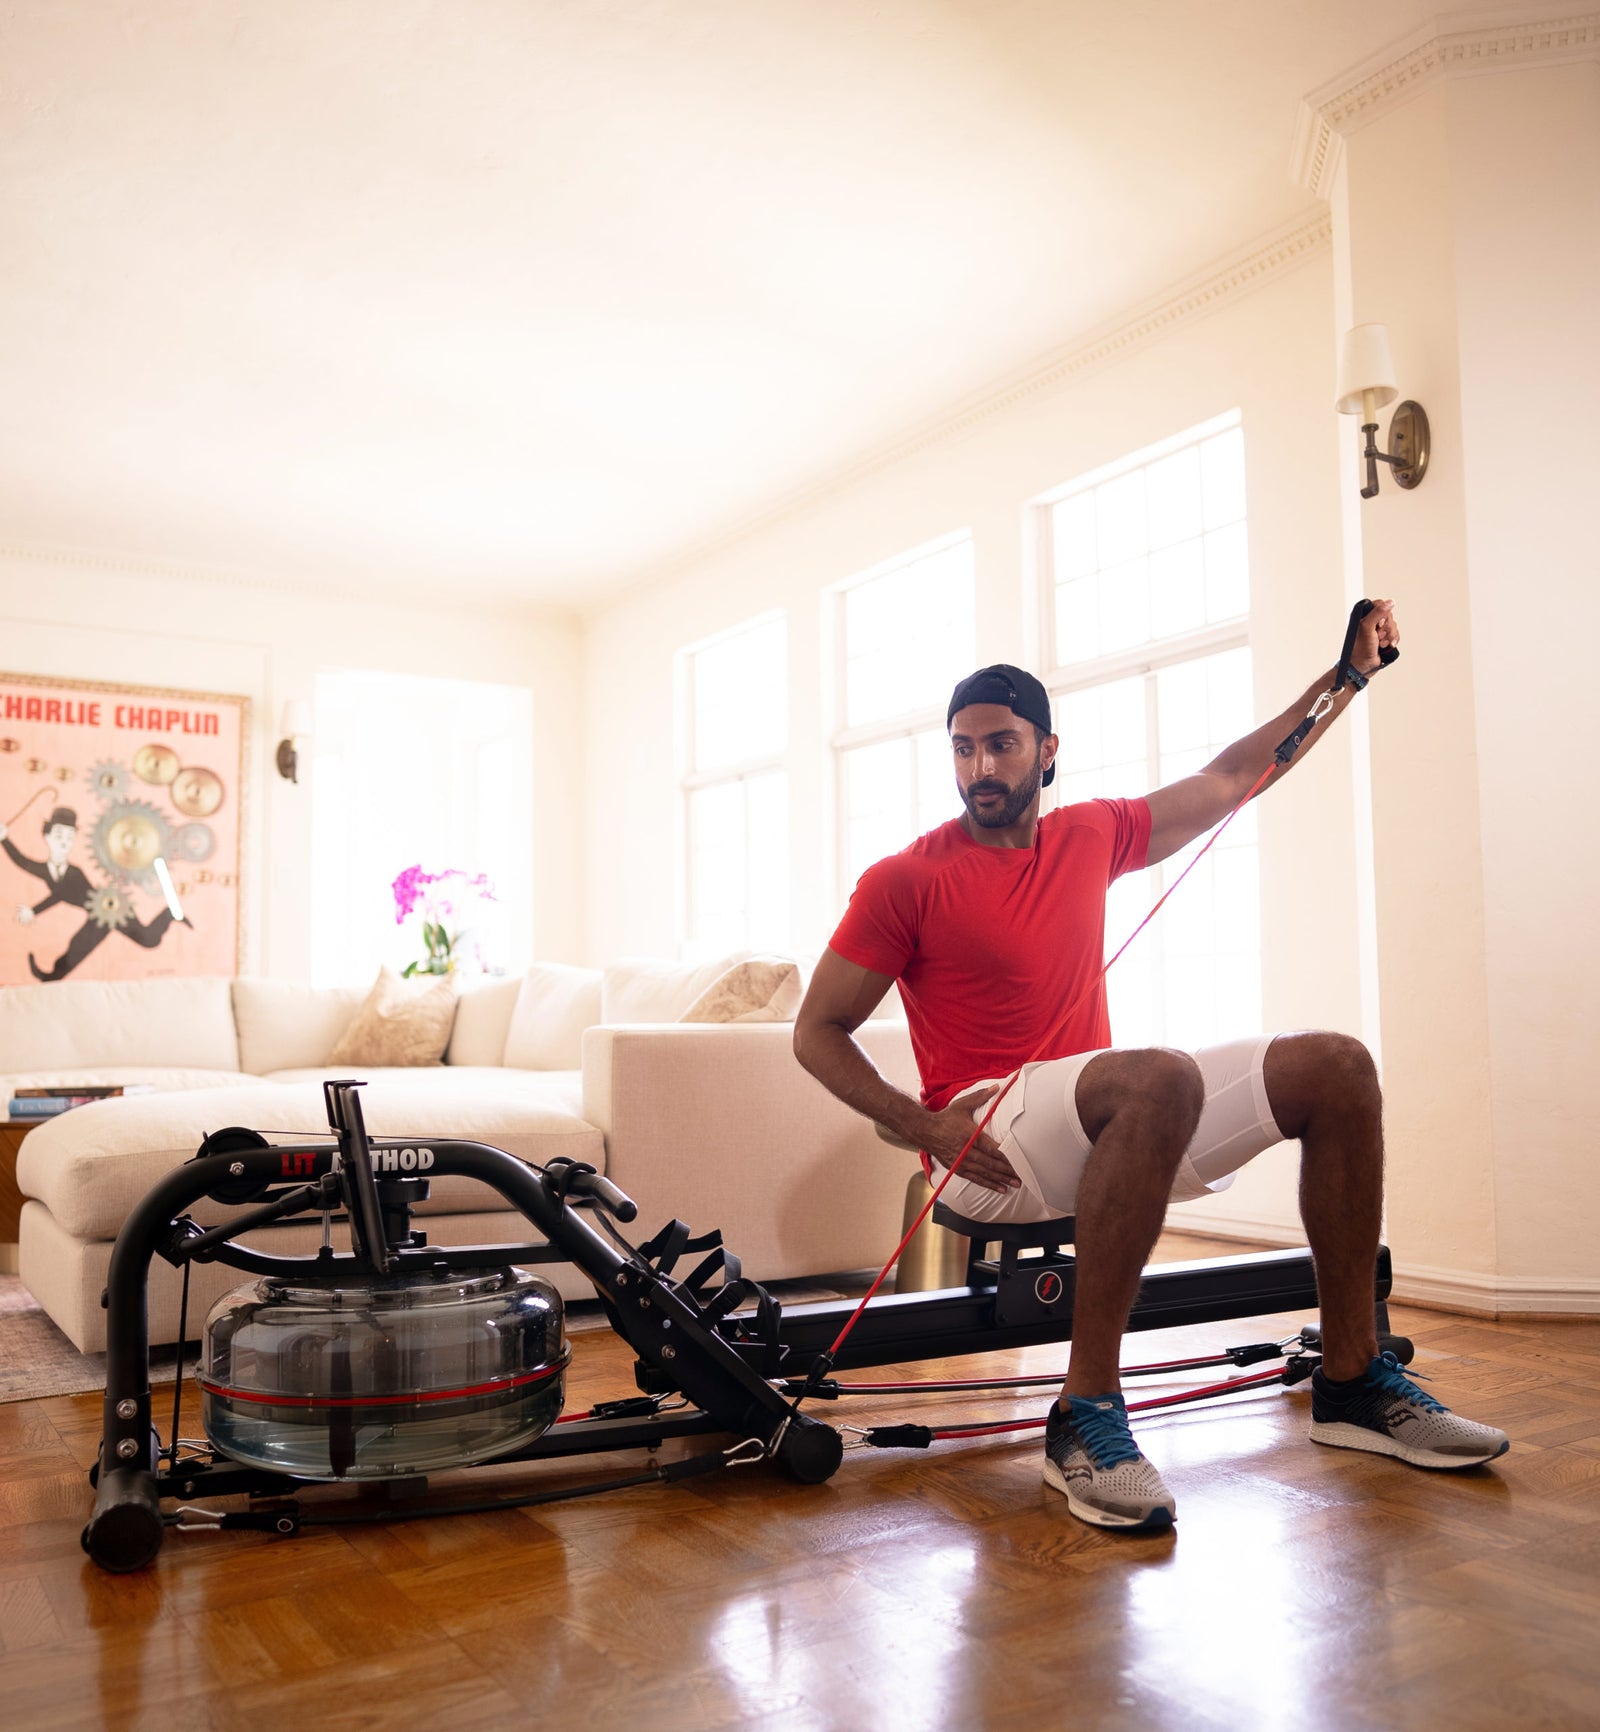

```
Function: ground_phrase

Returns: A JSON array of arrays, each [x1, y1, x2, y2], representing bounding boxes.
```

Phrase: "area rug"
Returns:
[[0, 1275, 198, 1404], [0, 1274, 852, 1406]]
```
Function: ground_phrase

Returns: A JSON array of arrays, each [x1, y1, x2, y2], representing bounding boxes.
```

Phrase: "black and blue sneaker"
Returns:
[[1043, 1393, 1176, 1531], [1310, 1352, 1509, 1469]]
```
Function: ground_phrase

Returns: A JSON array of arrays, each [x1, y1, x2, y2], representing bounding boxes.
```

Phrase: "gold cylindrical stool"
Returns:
[[892, 1170, 969, 1294]]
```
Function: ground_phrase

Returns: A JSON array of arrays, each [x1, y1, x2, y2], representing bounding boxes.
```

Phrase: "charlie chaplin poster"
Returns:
[[0, 673, 246, 986]]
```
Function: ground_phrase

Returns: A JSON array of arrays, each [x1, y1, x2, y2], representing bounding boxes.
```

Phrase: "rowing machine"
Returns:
[[83, 1081, 1397, 1573]]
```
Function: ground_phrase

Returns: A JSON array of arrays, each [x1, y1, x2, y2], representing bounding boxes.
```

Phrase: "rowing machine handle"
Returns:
[[565, 1169, 638, 1223]]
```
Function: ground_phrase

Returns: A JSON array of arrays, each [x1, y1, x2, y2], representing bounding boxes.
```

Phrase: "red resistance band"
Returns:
[[924, 1366, 1291, 1440]]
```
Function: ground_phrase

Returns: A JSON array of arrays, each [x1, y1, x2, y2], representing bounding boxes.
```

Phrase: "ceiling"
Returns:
[[0, 2, 1524, 611]]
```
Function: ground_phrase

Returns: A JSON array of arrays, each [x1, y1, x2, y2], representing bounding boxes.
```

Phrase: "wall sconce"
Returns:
[[1335, 323, 1430, 499], [275, 700, 312, 783]]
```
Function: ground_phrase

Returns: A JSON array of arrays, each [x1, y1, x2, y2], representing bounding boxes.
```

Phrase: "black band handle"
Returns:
[[1334, 599, 1399, 694]]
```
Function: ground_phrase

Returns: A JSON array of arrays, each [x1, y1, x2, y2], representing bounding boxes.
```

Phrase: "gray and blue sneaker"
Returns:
[[1043, 1393, 1176, 1531], [1310, 1352, 1509, 1469]]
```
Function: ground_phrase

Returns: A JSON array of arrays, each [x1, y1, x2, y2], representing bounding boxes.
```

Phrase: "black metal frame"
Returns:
[[84, 1082, 1392, 1573]]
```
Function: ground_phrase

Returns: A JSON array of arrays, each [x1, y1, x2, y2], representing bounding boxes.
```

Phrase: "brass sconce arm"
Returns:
[[1359, 401, 1431, 499]]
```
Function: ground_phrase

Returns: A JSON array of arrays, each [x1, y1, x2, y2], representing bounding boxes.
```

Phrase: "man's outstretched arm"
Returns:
[[793, 948, 1020, 1192], [1145, 599, 1399, 867]]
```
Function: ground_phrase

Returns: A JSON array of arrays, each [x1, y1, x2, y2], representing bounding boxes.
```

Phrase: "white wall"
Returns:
[[1316, 45, 1599, 1311], [0, 548, 584, 980], [1452, 63, 1600, 1293], [584, 244, 1365, 1241]]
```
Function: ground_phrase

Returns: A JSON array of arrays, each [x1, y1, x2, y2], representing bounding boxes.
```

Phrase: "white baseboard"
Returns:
[[1162, 1207, 1600, 1318], [1162, 1202, 1298, 1246], [1388, 1264, 1600, 1319]]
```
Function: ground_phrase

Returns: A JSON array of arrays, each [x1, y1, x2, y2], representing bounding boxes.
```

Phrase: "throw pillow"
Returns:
[[679, 956, 802, 1024], [328, 967, 459, 1067]]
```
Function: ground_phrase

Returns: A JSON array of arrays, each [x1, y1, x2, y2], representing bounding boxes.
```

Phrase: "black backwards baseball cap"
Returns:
[[946, 664, 1055, 787]]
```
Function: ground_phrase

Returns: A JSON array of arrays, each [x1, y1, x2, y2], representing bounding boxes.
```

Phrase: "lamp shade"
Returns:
[[279, 699, 312, 740], [1335, 323, 1399, 416]]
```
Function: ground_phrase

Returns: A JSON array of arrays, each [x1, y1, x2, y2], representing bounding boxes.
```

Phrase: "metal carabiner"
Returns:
[[1308, 689, 1336, 724], [723, 1436, 768, 1468], [169, 1504, 225, 1529]]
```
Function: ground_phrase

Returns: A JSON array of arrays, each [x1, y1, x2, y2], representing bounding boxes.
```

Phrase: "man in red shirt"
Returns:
[[794, 603, 1507, 1532]]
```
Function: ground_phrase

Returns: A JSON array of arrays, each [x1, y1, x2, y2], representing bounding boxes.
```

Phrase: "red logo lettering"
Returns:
[[279, 1151, 316, 1179]]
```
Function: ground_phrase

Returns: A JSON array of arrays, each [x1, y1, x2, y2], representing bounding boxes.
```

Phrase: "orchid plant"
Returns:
[[391, 865, 497, 977]]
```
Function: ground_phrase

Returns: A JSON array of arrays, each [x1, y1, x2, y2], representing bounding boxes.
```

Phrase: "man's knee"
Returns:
[[1266, 1031, 1381, 1136], [1079, 1047, 1204, 1145]]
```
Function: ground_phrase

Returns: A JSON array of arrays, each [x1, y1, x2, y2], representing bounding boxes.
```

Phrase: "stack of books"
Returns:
[[5, 1084, 155, 1120]]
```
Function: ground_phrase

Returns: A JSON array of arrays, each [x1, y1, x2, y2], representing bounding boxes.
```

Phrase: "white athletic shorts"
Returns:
[[936, 1035, 1283, 1225]]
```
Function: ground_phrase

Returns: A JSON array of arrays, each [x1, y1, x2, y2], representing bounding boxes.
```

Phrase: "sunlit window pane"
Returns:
[[844, 539, 975, 729], [1044, 438, 1261, 1054], [1150, 539, 1206, 640], [693, 617, 787, 774], [744, 772, 789, 951], [685, 614, 789, 957], [1050, 414, 1248, 665], [916, 729, 957, 829], [1203, 521, 1250, 623], [1054, 577, 1100, 666], [1097, 555, 1152, 654], [1052, 492, 1097, 581], [1145, 447, 1203, 552], [688, 772, 790, 956], [844, 740, 911, 890], [1096, 470, 1147, 567]]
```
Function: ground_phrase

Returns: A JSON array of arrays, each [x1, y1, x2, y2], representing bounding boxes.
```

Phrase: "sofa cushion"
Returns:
[[446, 975, 522, 1066], [0, 976, 240, 1073], [231, 978, 367, 1074], [15, 1077, 604, 1240], [329, 968, 459, 1067], [600, 953, 752, 1025], [680, 956, 802, 1024], [503, 962, 602, 1069]]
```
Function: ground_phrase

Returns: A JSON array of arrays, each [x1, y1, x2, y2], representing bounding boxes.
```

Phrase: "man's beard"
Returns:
[[962, 757, 1043, 828]]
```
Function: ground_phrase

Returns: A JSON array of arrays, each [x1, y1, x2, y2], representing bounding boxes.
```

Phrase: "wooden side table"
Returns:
[[0, 1119, 32, 1276]]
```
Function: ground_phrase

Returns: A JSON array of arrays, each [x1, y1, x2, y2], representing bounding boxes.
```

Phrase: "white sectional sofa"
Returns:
[[3, 964, 919, 1351]]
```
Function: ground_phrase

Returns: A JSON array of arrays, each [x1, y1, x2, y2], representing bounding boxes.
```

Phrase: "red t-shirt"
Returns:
[[829, 799, 1151, 1110]]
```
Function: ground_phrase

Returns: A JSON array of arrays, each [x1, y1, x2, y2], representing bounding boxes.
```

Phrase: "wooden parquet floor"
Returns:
[[4, 1233, 1600, 1731]]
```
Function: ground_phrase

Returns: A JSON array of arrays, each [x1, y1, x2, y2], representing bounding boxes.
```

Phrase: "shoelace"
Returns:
[[1066, 1399, 1142, 1469], [1369, 1351, 1447, 1413]]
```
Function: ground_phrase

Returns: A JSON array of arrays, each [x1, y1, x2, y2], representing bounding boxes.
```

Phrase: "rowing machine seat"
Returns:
[[930, 1206, 1076, 1246]]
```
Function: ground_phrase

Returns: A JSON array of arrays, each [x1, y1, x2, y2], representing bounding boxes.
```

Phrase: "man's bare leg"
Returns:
[[1061, 1048, 1205, 1400], [1263, 1031, 1383, 1382]]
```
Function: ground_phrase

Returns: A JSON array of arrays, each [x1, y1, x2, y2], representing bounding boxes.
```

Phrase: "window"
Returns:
[[310, 671, 533, 989], [681, 615, 788, 958], [1038, 413, 1260, 1050], [833, 535, 975, 893]]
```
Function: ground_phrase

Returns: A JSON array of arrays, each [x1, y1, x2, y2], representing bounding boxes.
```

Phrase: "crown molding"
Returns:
[[600, 209, 1332, 610], [1291, 8, 1600, 197]]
